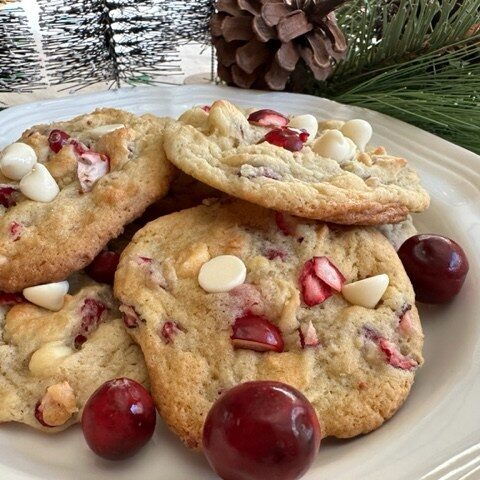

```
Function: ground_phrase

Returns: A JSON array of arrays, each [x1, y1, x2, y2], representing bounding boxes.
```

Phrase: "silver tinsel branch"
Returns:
[[37, 0, 214, 89], [0, 6, 44, 94]]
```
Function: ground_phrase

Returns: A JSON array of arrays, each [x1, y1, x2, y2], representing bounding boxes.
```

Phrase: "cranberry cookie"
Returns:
[[0, 108, 174, 292], [163, 101, 429, 225], [0, 281, 148, 432], [114, 200, 424, 449]]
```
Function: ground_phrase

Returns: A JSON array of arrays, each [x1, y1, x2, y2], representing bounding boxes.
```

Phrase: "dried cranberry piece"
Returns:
[[161, 321, 180, 344], [265, 248, 287, 261], [48, 129, 71, 153], [378, 338, 418, 371], [274, 212, 298, 236], [0, 185, 19, 209], [9, 221, 23, 241], [298, 321, 320, 348], [77, 151, 110, 193], [74, 299, 107, 349], [201, 105, 211, 112], [362, 326, 417, 371], [120, 305, 140, 329]]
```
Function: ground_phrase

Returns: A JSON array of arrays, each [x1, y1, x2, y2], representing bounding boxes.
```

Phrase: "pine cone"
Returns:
[[211, 0, 348, 90]]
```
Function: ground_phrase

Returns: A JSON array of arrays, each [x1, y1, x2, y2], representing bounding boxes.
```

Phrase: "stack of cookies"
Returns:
[[0, 100, 429, 450]]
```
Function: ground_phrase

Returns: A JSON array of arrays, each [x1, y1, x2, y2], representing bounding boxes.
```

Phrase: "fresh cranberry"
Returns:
[[398, 234, 469, 303], [48, 129, 70, 153], [0, 185, 19, 209], [231, 313, 284, 353], [81, 378, 156, 460], [85, 250, 120, 284], [248, 109, 289, 127], [161, 321, 180, 344], [203, 381, 321, 480], [263, 128, 308, 152]]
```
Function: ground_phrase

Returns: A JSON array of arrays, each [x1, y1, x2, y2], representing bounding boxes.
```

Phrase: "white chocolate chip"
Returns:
[[19, 163, 60, 202], [0, 142, 37, 180], [85, 124, 125, 139], [288, 115, 318, 144], [198, 255, 247, 293], [23, 281, 69, 311], [312, 130, 356, 162], [341, 119, 373, 152], [342, 274, 389, 309], [29, 341, 73, 377]]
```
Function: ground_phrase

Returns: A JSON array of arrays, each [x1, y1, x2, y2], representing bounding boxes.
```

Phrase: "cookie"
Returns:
[[114, 200, 424, 450], [163, 100, 429, 225], [0, 108, 174, 292], [0, 280, 148, 432]]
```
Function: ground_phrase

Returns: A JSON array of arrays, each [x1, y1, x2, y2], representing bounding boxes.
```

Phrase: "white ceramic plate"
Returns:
[[0, 85, 479, 480]]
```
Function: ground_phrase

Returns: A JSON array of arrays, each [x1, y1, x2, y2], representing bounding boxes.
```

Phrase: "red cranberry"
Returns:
[[81, 378, 156, 460], [9, 221, 23, 241], [203, 381, 321, 480], [231, 314, 284, 352], [299, 257, 345, 307], [34, 401, 53, 428], [398, 234, 469, 303], [85, 250, 120, 284], [248, 109, 289, 127], [0, 185, 19, 208], [161, 321, 180, 344], [0, 291, 23, 306], [263, 128, 308, 152], [48, 129, 70, 153], [74, 299, 107, 349]]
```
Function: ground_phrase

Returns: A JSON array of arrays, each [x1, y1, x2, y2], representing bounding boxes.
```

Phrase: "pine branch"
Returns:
[[0, 6, 44, 93], [299, 0, 480, 153]]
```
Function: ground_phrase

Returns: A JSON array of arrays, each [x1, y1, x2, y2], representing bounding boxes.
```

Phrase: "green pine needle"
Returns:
[[307, 0, 480, 154]]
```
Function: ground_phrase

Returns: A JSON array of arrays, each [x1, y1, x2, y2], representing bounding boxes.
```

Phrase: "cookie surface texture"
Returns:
[[114, 200, 424, 450], [0, 282, 149, 432], [0, 108, 174, 292], [163, 100, 429, 226]]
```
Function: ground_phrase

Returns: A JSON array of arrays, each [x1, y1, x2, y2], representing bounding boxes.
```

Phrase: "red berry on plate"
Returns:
[[231, 313, 284, 353], [85, 250, 120, 284], [81, 378, 156, 461], [248, 109, 289, 127], [203, 381, 321, 480], [48, 129, 70, 153], [397, 234, 469, 303]]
